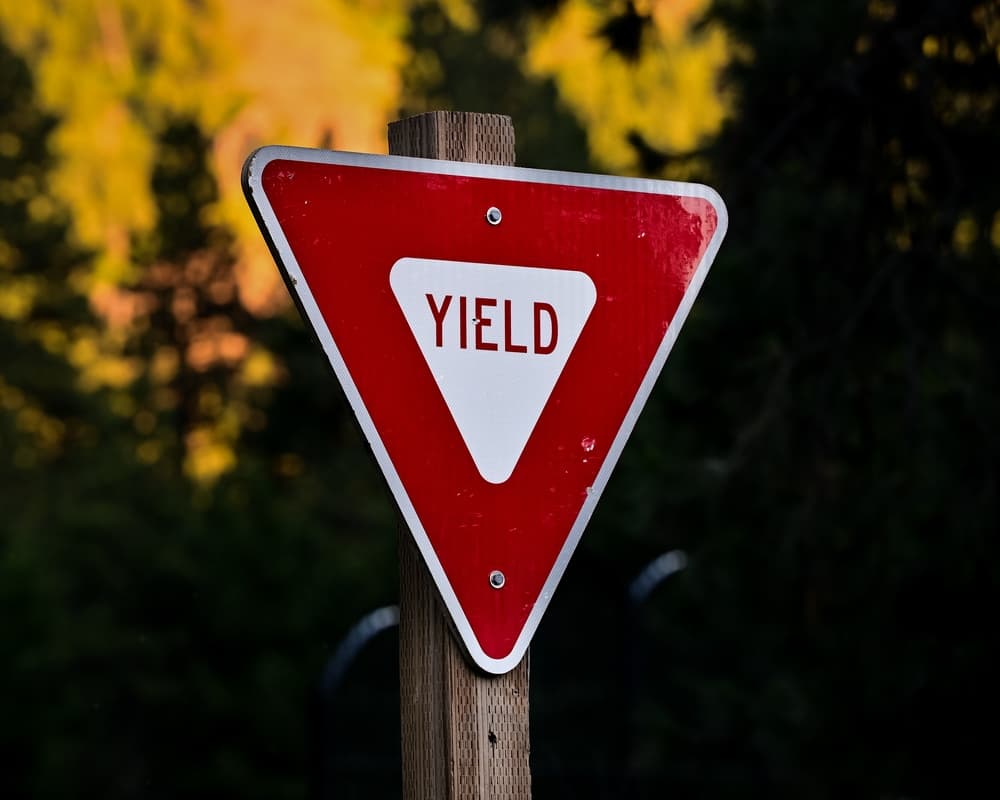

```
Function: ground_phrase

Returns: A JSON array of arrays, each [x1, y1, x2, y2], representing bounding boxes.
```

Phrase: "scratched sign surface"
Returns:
[[243, 147, 727, 673]]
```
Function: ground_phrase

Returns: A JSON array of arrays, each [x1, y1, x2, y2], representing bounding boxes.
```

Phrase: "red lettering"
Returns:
[[426, 293, 452, 348], [459, 295, 468, 349], [504, 299, 528, 353], [424, 295, 557, 355], [534, 302, 558, 355], [475, 297, 498, 351]]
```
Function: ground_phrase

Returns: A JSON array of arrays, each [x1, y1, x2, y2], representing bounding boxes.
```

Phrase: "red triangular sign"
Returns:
[[243, 147, 727, 673]]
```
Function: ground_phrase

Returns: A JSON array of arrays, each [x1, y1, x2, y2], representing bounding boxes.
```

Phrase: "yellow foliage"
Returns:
[[0, 132, 21, 157], [0, 376, 26, 411], [636, 0, 706, 42], [149, 346, 181, 384], [0, 0, 410, 302], [525, 0, 729, 173], [67, 329, 141, 390], [16, 406, 66, 449], [184, 424, 237, 483], [0, 276, 39, 320], [208, 0, 411, 312], [136, 439, 163, 464], [0, 0, 731, 300], [436, 0, 478, 32], [82, 357, 142, 392], [0, 238, 19, 270], [0, 0, 732, 485], [867, 0, 896, 23], [27, 194, 58, 222], [1, 377, 66, 455], [240, 347, 282, 388], [35, 323, 69, 355], [67, 334, 100, 369], [953, 215, 979, 256]]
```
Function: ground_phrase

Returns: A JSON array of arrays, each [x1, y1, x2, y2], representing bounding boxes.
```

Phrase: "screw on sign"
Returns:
[[243, 140, 727, 674]]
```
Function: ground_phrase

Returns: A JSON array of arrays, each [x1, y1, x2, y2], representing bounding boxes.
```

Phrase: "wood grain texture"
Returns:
[[390, 111, 531, 800], [389, 111, 516, 166]]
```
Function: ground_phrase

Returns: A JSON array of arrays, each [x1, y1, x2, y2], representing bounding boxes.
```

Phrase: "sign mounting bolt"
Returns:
[[489, 570, 506, 589], [486, 206, 502, 226]]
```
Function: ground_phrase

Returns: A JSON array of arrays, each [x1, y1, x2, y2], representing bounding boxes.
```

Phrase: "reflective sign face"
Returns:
[[243, 147, 727, 673]]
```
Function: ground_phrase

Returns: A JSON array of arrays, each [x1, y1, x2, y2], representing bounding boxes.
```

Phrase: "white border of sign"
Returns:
[[243, 146, 728, 674]]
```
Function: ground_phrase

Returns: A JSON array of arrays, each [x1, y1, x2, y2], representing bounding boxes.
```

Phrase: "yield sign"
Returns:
[[243, 147, 727, 673]]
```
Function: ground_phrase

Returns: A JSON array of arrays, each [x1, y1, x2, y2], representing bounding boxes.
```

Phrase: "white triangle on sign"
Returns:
[[390, 258, 596, 484]]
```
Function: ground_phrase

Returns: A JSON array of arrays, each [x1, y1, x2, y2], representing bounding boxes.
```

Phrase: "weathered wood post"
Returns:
[[389, 111, 532, 800]]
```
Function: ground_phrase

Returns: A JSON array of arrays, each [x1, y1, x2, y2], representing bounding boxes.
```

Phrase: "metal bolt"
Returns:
[[489, 570, 506, 589], [485, 206, 502, 226]]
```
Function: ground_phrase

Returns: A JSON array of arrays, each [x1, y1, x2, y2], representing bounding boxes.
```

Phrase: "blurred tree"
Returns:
[[524, 0, 730, 175], [0, 0, 410, 312], [0, 28, 397, 800], [589, 0, 999, 796], [0, 0, 730, 484], [398, 0, 591, 170]]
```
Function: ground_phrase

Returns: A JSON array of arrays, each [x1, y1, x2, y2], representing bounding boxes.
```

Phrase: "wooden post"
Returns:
[[390, 111, 531, 800]]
